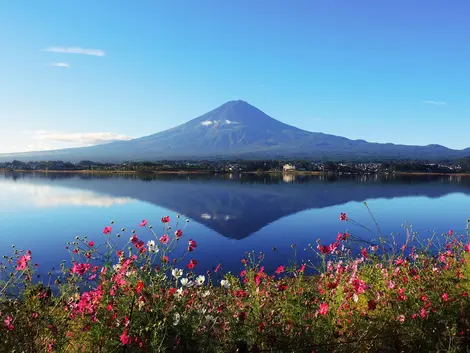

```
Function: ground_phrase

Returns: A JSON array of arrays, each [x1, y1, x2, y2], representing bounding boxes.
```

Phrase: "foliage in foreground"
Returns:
[[1, 211, 470, 352]]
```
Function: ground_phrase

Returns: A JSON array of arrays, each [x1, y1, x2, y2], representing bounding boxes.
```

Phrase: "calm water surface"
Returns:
[[1, 172, 469, 274]]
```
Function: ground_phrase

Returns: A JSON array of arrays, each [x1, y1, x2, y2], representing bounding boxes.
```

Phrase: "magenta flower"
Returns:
[[103, 226, 112, 235], [464, 243, 470, 253], [139, 219, 148, 227], [88, 241, 94, 247], [161, 216, 170, 223], [339, 212, 348, 221], [188, 239, 197, 251], [175, 229, 183, 240], [159, 235, 169, 244]]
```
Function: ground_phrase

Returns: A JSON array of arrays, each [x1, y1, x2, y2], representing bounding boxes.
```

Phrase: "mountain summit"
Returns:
[[1, 100, 469, 162]]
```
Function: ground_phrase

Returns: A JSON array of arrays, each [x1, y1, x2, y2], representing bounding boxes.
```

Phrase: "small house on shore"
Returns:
[[283, 163, 296, 172]]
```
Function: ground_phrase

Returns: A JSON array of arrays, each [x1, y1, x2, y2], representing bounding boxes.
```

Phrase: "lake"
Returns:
[[1, 171, 469, 275]]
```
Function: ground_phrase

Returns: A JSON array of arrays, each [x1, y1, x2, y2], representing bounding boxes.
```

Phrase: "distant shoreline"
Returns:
[[2, 168, 470, 177]]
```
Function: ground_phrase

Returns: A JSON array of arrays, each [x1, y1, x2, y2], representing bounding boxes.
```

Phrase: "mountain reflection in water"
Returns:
[[2, 172, 469, 240]]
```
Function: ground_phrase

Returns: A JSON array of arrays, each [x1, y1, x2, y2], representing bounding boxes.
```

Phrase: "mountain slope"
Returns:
[[1, 100, 469, 162]]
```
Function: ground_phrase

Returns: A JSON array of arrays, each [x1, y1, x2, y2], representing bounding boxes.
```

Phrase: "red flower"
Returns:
[[174, 229, 183, 239], [240, 270, 247, 277], [88, 241, 94, 247], [368, 300, 377, 311], [275, 265, 285, 275], [135, 281, 145, 294], [298, 264, 306, 273], [161, 216, 170, 223], [120, 330, 132, 345], [162, 256, 169, 263], [318, 302, 329, 316], [139, 219, 148, 227], [159, 235, 169, 245], [317, 244, 332, 255], [339, 213, 348, 221], [441, 293, 449, 302], [336, 232, 350, 241], [361, 248, 369, 259], [103, 226, 112, 235], [448, 229, 454, 236], [464, 243, 470, 253], [187, 259, 198, 269]]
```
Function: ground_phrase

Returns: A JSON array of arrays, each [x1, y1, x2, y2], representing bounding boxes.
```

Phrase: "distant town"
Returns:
[[1, 158, 470, 175]]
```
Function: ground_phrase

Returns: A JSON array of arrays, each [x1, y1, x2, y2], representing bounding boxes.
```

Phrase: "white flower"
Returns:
[[172, 268, 183, 279], [113, 264, 122, 272], [176, 288, 184, 297], [173, 312, 180, 326], [353, 293, 358, 302], [201, 290, 211, 298], [180, 277, 193, 287], [195, 275, 205, 286], [220, 279, 231, 289], [147, 240, 158, 253]]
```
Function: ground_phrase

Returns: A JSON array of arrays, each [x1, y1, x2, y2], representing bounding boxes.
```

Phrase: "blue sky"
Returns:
[[1, 0, 469, 153]]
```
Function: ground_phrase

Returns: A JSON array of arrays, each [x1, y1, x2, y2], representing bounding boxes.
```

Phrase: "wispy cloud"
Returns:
[[423, 100, 447, 106], [44, 46, 105, 57], [50, 62, 69, 68], [32, 130, 132, 146]]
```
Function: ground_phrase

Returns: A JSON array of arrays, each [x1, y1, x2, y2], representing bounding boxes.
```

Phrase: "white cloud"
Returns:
[[423, 100, 447, 106], [0, 183, 134, 208], [32, 130, 133, 146], [50, 62, 69, 68], [201, 120, 214, 126], [44, 46, 105, 57]]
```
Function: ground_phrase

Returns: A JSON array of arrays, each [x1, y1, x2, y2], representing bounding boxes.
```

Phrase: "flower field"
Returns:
[[1, 210, 470, 352]]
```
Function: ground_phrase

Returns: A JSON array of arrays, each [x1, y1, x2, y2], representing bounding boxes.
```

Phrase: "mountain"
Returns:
[[1, 100, 470, 162]]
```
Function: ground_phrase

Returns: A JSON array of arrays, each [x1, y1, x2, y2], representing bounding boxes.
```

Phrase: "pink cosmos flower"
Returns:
[[318, 302, 329, 316], [214, 263, 221, 273], [441, 293, 449, 302], [464, 243, 470, 253], [161, 255, 169, 263], [88, 241, 94, 247], [4, 315, 14, 330], [161, 216, 170, 223], [71, 262, 91, 276], [361, 248, 369, 259], [103, 226, 112, 235], [188, 239, 197, 251], [448, 229, 454, 236], [298, 264, 306, 273], [420, 308, 427, 319], [16, 251, 32, 271], [174, 229, 183, 239], [397, 314, 405, 323], [159, 235, 169, 245], [339, 213, 348, 221], [275, 265, 285, 275], [139, 219, 148, 227]]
